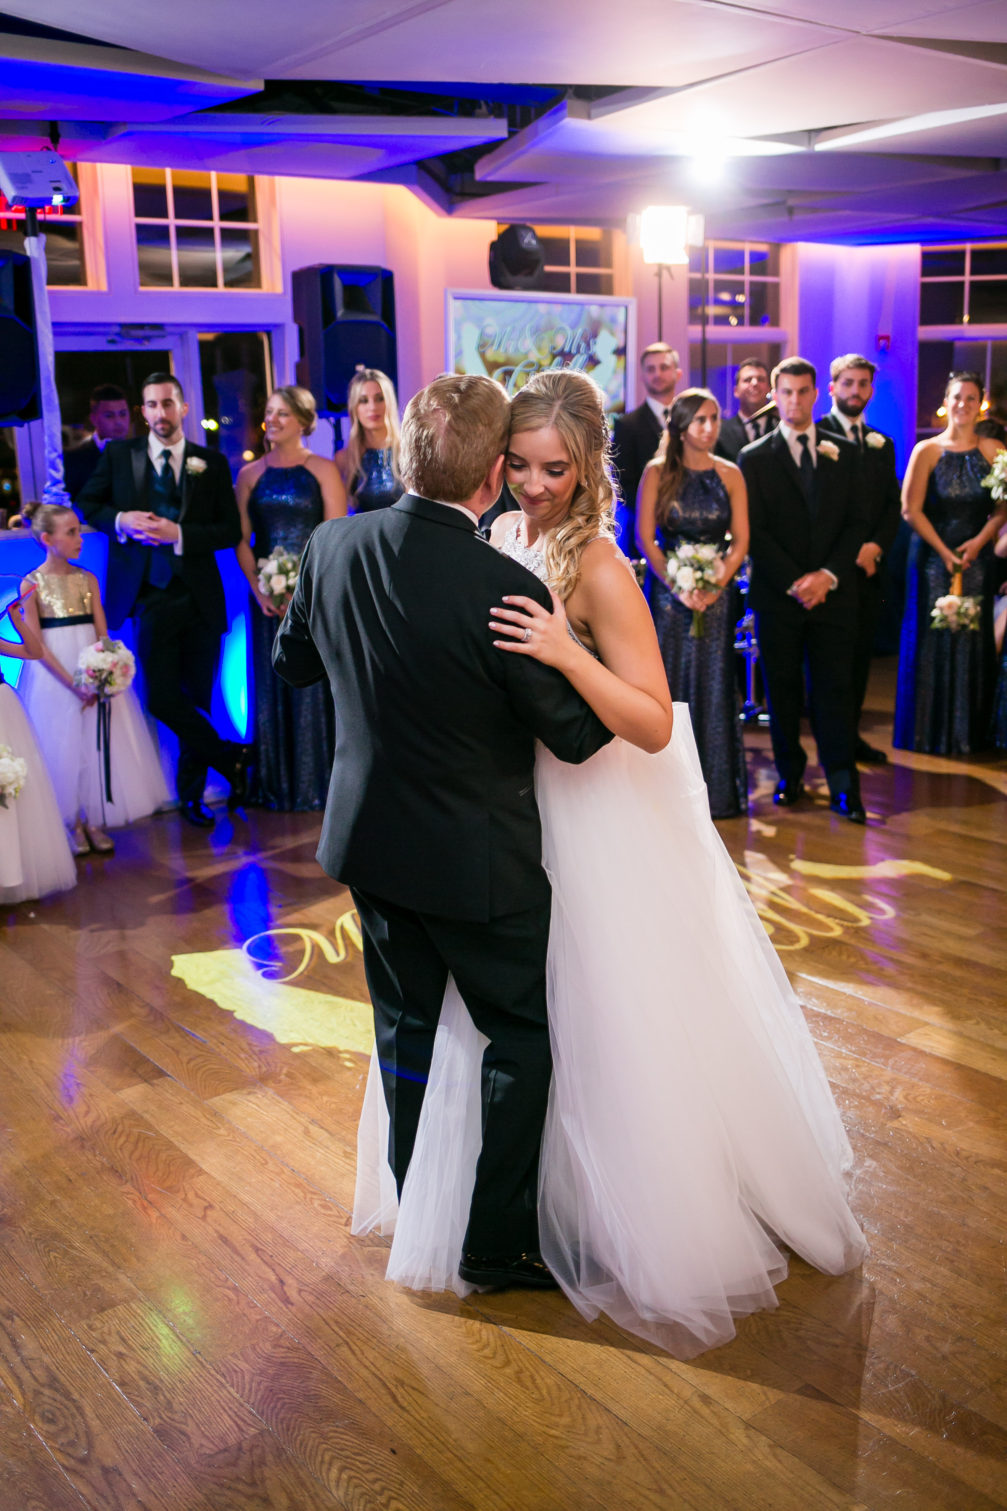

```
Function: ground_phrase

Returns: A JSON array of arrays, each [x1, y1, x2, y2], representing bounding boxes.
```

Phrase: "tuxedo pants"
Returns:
[[351, 886, 552, 1259], [755, 610, 858, 794], [853, 572, 884, 733], [135, 582, 231, 802]]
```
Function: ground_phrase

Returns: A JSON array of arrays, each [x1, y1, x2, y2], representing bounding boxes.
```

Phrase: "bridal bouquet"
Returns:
[[931, 591, 981, 632], [74, 638, 136, 698], [257, 550, 300, 611], [981, 448, 1007, 504], [0, 744, 27, 808], [666, 541, 722, 638]]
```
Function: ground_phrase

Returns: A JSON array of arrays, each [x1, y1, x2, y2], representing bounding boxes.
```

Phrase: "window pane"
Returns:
[[747, 243, 779, 277], [688, 247, 705, 275], [132, 167, 168, 220], [748, 280, 779, 326], [689, 342, 732, 403], [574, 271, 611, 295], [968, 279, 1007, 322], [540, 269, 572, 293], [921, 248, 965, 278], [971, 245, 1007, 277], [171, 171, 214, 221], [219, 226, 260, 288], [574, 228, 611, 269], [920, 281, 964, 324], [136, 222, 174, 287], [175, 224, 218, 287], [916, 341, 956, 430], [198, 330, 271, 471], [988, 342, 1007, 425], [216, 173, 254, 223], [713, 245, 745, 275], [710, 282, 746, 324], [40, 218, 84, 286], [538, 235, 571, 268]]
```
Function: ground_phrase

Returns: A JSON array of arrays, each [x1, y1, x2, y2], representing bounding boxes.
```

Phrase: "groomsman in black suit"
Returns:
[[273, 374, 611, 1289], [714, 359, 778, 462], [77, 373, 249, 827], [612, 343, 681, 552], [817, 353, 902, 764], [740, 357, 867, 822], [62, 384, 132, 501]]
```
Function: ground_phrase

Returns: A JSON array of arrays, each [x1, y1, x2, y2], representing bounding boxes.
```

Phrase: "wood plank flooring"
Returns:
[[1, 676, 1005, 1510]]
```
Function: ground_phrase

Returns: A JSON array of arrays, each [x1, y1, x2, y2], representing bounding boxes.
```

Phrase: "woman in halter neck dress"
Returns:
[[353, 369, 866, 1359]]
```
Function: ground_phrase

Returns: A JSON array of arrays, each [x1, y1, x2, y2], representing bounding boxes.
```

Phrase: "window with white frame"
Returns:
[[689, 241, 781, 330], [503, 225, 616, 295], [132, 168, 262, 290], [920, 243, 1007, 327]]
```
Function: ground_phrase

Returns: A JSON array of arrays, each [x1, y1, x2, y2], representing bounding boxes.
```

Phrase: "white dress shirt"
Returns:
[[829, 407, 866, 445], [646, 396, 670, 430], [777, 422, 837, 590]]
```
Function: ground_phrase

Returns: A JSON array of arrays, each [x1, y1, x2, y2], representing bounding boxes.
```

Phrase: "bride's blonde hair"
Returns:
[[508, 369, 616, 602]]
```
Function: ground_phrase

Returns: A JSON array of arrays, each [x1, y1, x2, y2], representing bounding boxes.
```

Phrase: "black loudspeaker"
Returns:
[[292, 264, 396, 416], [0, 251, 40, 425], [489, 224, 545, 290]]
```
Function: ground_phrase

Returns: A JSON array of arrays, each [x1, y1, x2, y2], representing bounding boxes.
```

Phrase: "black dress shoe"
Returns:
[[855, 739, 888, 764], [829, 792, 867, 824], [182, 800, 216, 828], [226, 744, 254, 811], [773, 780, 805, 807], [458, 1250, 559, 1291]]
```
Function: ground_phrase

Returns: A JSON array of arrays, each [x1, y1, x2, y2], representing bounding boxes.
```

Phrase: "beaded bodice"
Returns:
[[27, 567, 93, 620]]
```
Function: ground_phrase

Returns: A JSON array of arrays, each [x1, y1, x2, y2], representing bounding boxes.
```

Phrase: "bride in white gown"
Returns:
[[353, 369, 866, 1358]]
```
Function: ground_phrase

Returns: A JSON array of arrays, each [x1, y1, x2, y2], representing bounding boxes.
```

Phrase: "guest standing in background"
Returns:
[[714, 360, 777, 463], [894, 371, 1005, 755], [236, 386, 346, 811], [335, 368, 402, 514], [611, 343, 681, 556], [636, 388, 749, 819], [63, 384, 132, 502], [817, 354, 902, 765]]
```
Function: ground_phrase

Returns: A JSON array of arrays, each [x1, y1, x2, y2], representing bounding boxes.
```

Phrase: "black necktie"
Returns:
[[662, 407, 671, 428], [852, 423, 864, 450], [797, 433, 816, 514], [146, 449, 181, 588], [748, 418, 761, 442]]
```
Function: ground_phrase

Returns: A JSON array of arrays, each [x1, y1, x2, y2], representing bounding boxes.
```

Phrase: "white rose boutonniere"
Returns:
[[865, 431, 886, 450], [817, 439, 840, 462], [185, 456, 208, 475]]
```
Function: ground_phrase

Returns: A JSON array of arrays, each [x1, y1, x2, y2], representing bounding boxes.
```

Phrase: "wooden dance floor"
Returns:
[[2, 675, 1005, 1511]]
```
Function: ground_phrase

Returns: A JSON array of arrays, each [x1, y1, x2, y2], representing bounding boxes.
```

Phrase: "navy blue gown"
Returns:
[[650, 467, 747, 819], [894, 449, 996, 755], [351, 448, 399, 513], [248, 463, 335, 810]]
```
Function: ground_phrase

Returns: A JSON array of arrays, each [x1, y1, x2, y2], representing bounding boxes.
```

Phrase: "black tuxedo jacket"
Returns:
[[612, 402, 664, 508], [77, 436, 241, 632], [273, 495, 612, 922], [715, 411, 778, 463], [63, 438, 105, 501], [739, 426, 865, 625], [816, 412, 901, 558]]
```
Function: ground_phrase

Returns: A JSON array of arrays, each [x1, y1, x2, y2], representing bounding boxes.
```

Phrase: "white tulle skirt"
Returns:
[[0, 683, 77, 905], [18, 622, 168, 829], [353, 707, 867, 1357]]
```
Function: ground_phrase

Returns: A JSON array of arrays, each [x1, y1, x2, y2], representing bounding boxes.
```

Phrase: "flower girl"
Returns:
[[17, 502, 168, 855], [0, 588, 77, 905]]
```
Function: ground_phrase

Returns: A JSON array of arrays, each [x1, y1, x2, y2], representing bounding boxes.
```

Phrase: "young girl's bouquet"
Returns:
[[666, 541, 722, 638], [74, 639, 136, 698], [257, 551, 300, 612], [0, 744, 27, 808]]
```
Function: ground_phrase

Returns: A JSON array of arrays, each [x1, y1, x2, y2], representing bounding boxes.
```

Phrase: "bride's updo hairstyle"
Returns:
[[655, 387, 719, 528], [21, 499, 77, 541], [508, 369, 616, 602]]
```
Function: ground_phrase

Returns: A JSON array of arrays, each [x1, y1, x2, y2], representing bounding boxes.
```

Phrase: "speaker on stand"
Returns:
[[292, 264, 396, 418]]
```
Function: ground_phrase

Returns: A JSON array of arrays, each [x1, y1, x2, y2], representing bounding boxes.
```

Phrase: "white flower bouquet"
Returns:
[[666, 541, 723, 638], [931, 592, 981, 632], [74, 638, 136, 698], [981, 448, 1007, 504], [0, 744, 27, 808], [256, 551, 300, 611]]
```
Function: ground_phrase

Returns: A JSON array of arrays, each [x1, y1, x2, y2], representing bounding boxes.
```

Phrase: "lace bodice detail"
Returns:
[[499, 519, 595, 654], [27, 567, 93, 620]]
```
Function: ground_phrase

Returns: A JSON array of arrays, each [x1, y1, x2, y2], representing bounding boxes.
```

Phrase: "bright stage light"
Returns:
[[640, 206, 690, 266]]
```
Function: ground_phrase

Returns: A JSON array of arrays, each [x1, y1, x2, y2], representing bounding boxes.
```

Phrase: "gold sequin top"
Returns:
[[27, 567, 94, 624]]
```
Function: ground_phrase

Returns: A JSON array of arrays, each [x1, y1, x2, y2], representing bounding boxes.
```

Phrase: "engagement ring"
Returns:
[[522, 628, 532, 643]]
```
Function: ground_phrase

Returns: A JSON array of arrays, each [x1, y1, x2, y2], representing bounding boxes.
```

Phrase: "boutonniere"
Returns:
[[817, 440, 840, 462], [865, 431, 886, 450], [185, 456, 208, 475]]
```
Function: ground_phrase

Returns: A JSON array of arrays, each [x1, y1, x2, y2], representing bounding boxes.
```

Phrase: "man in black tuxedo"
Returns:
[[77, 373, 248, 827], [273, 374, 611, 1290], [714, 359, 778, 462], [817, 353, 902, 764], [740, 357, 867, 822], [63, 383, 132, 501], [611, 342, 681, 553]]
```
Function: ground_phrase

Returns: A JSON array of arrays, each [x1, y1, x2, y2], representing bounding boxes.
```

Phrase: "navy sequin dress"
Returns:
[[894, 449, 996, 755], [248, 464, 335, 810], [351, 447, 399, 513], [650, 467, 747, 819]]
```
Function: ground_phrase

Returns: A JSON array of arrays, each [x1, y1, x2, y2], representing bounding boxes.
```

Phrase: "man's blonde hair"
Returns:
[[399, 374, 510, 502]]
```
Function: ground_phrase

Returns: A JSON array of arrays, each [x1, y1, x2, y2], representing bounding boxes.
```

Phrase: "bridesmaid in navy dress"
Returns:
[[636, 388, 750, 819], [894, 372, 1005, 755], [335, 368, 402, 514], [236, 386, 347, 809]]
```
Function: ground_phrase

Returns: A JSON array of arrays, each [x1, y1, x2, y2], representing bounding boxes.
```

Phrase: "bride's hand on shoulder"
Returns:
[[490, 588, 574, 669]]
